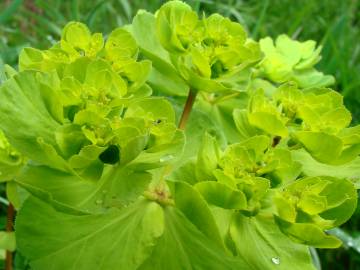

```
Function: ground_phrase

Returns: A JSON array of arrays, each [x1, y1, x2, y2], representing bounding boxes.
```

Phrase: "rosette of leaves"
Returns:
[[254, 35, 335, 89], [19, 21, 151, 95], [0, 22, 185, 213], [193, 133, 301, 214], [234, 82, 360, 165], [274, 176, 357, 248], [170, 132, 343, 269], [130, 0, 261, 94]]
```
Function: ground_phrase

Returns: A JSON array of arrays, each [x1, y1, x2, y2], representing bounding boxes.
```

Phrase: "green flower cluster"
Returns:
[[0, 22, 183, 180], [256, 35, 335, 88], [156, 1, 261, 92], [234, 82, 360, 165]]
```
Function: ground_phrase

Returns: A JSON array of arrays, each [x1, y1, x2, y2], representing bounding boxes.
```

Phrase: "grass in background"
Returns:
[[0, 0, 360, 269]]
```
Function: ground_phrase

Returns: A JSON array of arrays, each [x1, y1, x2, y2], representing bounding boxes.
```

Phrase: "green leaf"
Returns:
[[155, 1, 198, 54], [139, 206, 250, 270], [61, 21, 91, 51], [258, 35, 333, 88], [17, 196, 250, 270], [125, 97, 175, 124], [0, 231, 16, 252], [129, 10, 188, 96], [0, 71, 70, 171], [195, 181, 247, 210], [233, 109, 259, 141], [174, 103, 227, 165], [230, 213, 316, 270], [292, 149, 360, 182], [105, 27, 138, 63], [169, 181, 224, 247], [196, 133, 221, 182], [16, 197, 164, 270], [197, 94, 249, 144], [294, 131, 345, 164], [274, 176, 357, 248], [16, 165, 152, 213], [248, 112, 288, 137], [274, 217, 342, 248], [294, 69, 335, 88], [0, 132, 24, 182]]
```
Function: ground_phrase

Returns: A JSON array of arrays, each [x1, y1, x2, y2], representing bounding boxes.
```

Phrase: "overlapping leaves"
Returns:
[[0, 1, 358, 270], [132, 1, 261, 94], [255, 35, 335, 88], [234, 82, 360, 165], [274, 176, 357, 248]]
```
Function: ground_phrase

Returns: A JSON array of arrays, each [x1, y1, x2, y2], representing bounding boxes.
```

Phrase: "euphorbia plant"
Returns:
[[0, 1, 359, 270]]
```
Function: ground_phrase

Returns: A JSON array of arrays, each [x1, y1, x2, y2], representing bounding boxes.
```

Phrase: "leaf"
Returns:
[[233, 109, 259, 141], [0, 231, 16, 252], [105, 27, 138, 63], [155, 1, 198, 54], [129, 10, 188, 96], [248, 112, 288, 137], [294, 69, 335, 88], [197, 94, 248, 144], [174, 103, 227, 165], [292, 149, 360, 182], [229, 213, 316, 270], [293, 131, 360, 165], [258, 35, 333, 88], [195, 181, 247, 210], [195, 133, 221, 182], [125, 97, 175, 124], [61, 21, 91, 51], [274, 176, 358, 248], [0, 71, 70, 171], [16, 197, 164, 270], [169, 180, 224, 247], [128, 129, 185, 171], [274, 217, 342, 248], [16, 164, 152, 213], [139, 206, 250, 270], [17, 196, 250, 270]]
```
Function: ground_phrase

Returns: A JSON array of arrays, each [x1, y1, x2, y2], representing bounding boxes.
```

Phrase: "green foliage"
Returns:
[[256, 35, 335, 88], [0, 1, 359, 270]]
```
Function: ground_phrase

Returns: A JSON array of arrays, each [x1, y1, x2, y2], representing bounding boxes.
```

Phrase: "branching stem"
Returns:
[[178, 89, 197, 130], [5, 203, 15, 270]]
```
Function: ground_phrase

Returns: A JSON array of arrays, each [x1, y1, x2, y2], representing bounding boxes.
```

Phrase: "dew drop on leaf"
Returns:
[[271, 257, 280, 265], [95, 199, 103, 205], [160, 155, 174, 163]]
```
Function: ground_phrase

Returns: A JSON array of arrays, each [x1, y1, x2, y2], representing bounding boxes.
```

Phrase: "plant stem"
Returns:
[[178, 89, 197, 130], [5, 203, 15, 270]]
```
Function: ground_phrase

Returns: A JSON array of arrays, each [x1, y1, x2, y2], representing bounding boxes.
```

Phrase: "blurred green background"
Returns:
[[0, 0, 359, 269]]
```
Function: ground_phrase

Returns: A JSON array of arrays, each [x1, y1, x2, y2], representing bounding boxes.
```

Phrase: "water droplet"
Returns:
[[95, 199, 103, 205], [271, 257, 280, 265], [160, 155, 174, 163]]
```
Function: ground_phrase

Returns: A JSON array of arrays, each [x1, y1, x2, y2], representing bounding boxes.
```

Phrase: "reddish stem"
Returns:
[[178, 89, 197, 130], [5, 203, 15, 270]]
